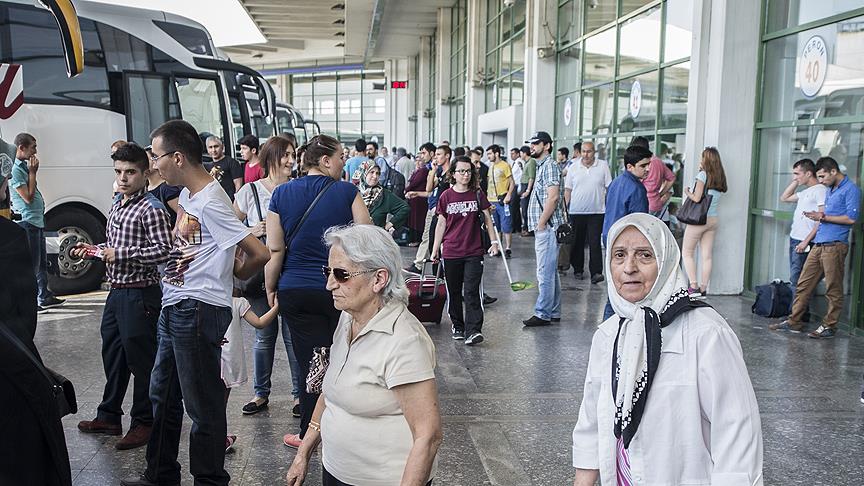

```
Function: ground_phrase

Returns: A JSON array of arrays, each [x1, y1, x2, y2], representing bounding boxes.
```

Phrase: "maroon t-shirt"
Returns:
[[436, 188, 491, 259]]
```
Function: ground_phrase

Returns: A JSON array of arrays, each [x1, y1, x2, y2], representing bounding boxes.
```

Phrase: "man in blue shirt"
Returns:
[[8, 133, 65, 312], [344, 138, 367, 184], [600, 145, 651, 319], [771, 157, 861, 339]]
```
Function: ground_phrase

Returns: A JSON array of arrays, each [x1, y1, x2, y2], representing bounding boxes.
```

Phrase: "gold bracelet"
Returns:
[[309, 420, 321, 432]]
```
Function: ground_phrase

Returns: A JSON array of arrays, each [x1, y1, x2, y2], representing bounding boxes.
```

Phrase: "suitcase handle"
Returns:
[[417, 259, 442, 300]]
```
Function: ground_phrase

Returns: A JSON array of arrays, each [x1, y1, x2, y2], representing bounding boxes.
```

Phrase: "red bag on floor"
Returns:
[[405, 261, 446, 325]]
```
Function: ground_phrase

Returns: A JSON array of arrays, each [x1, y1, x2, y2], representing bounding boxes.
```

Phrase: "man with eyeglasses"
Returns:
[[522, 131, 566, 328], [122, 120, 269, 486]]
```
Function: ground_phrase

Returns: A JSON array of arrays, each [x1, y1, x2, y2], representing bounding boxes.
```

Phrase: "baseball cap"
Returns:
[[525, 131, 553, 144]]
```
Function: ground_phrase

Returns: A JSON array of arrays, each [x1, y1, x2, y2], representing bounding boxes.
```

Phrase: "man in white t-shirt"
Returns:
[[779, 158, 826, 319], [122, 120, 269, 486], [563, 141, 612, 284]]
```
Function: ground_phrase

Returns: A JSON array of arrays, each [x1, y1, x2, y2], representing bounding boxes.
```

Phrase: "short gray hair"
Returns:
[[323, 224, 409, 305], [206, 135, 223, 146]]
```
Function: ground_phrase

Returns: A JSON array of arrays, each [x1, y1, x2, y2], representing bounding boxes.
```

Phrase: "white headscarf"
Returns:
[[604, 213, 691, 448]]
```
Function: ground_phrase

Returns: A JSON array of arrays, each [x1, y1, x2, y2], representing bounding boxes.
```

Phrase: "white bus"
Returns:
[[0, 0, 282, 294]]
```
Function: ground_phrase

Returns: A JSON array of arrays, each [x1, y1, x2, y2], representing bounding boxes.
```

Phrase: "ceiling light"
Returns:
[[334, 31, 344, 37], [335, 42, 345, 47], [331, 3, 345, 10], [333, 19, 345, 25]]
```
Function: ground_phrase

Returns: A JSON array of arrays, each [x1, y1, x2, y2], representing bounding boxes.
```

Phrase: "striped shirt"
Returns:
[[100, 189, 172, 285], [527, 154, 566, 231]]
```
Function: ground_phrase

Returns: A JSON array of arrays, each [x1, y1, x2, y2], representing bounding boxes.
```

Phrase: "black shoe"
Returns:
[[120, 474, 178, 486], [452, 327, 465, 340], [465, 332, 484, 345], [523, 316, 551, 327], [292, 403, 300, 418], [241, 397, 269, 415], [40, 296, 66, 308], [574, 272, 585, 280], [483, 294, 497, 305], [505, 249, 512, 258], [37, 305, 48, 313], [551, 317, 561, 322], [403, 264, 421, 274], [590, 274, 605, 284]]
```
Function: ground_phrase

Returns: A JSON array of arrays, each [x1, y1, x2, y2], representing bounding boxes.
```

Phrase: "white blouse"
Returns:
[[572, 307, 763, 485]]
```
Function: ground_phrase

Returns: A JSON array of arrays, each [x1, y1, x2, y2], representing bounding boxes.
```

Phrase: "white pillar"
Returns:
[[464, 0, 487, 147], [384, 58, 413, 150], [684, 0, 761, 294], [435, 8, 453, 143], [522, 0, 556, 140]]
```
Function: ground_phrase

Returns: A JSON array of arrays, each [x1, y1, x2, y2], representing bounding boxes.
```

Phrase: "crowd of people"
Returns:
[[4, 117, 864, 486]]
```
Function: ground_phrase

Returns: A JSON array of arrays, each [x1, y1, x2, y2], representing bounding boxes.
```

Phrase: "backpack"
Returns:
[[752, 280, 793, 318]]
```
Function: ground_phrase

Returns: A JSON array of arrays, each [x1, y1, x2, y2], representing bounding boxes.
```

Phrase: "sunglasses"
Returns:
[[322, 266, 377, 282]]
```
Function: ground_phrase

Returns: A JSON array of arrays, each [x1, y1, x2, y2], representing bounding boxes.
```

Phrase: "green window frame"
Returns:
[[484, 0, 526, 111], [449, 0, 468, 145]]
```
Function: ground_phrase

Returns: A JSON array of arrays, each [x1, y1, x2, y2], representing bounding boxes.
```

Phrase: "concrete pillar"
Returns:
[[384, 58, 413, 150], [522, 0, 556, 140], [435, 8, 453, 142], [684, 0, 761, 294], [464, 0, 487, 147], [417, 35, 433, 142]]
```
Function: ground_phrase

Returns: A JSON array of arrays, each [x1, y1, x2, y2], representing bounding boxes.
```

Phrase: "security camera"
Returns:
[[588, 0, 598, 8]]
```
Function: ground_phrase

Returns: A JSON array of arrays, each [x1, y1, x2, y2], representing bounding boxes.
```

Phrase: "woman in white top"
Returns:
[[233, 135, 302, 417], [286, 224, 442, 486], [572, 213, 762, 486]]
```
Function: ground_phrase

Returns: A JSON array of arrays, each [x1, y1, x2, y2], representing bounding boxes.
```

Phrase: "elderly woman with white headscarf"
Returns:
[[572, 213, 763, 486]]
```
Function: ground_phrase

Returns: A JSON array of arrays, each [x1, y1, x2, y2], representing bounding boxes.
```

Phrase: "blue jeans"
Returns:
[[251, 296, 301, 399], [533, 227, 561, 320], [19, 221, 54, 304], [145, 299, 231, 485], [789, 237, 810, 318]]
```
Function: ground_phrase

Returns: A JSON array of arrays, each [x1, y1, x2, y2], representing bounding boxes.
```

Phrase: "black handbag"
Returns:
[[237, 182, 266, 297], [306, 346, 330, 394], [0, 323, 77, 417], [678, 181, 713, 226], [476, 190, 492, 252], [533, 184, 574, 245]]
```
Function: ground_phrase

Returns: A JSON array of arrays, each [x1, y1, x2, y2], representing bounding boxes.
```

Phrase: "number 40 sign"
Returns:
[[799, 35, 827, 98]]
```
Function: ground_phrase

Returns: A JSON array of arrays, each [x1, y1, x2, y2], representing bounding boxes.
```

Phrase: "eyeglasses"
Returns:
[[150, 151, 175, 163], [454, 169, 472, 175], [322, 266, 377, 283]]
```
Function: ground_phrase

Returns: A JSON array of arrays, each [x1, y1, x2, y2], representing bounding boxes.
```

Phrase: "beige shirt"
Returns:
[[321, 301, 437, 486]]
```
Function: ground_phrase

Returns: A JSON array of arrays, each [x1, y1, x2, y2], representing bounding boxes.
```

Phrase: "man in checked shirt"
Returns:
[[73, 143, 173, 450]]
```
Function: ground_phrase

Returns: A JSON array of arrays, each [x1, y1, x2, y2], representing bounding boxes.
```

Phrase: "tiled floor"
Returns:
[[34, 237, 864, 485]]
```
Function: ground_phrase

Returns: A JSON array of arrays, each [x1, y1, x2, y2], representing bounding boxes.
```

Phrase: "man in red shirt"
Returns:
[[632, 136, 675, 220]]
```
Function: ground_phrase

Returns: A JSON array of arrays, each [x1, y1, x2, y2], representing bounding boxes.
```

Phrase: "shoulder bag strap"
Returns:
[[250, 181, 264, 224], [285, 179, 336, 252], [0, 322, 57, 389]]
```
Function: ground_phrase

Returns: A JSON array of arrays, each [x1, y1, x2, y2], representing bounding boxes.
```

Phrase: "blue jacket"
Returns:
[[602, 171, 648, 244]]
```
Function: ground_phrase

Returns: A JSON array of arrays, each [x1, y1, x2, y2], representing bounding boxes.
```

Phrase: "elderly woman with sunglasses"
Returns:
[[285, 224, 442, 486], [572, 213, 762, 486], [266, 134, 371, 449]]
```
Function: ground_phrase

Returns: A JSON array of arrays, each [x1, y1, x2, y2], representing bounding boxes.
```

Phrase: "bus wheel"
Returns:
[[46, 208, 106, 296]]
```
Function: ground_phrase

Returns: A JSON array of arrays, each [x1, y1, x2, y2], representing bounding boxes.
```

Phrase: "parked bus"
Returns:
[[0, 0, 277, 294]]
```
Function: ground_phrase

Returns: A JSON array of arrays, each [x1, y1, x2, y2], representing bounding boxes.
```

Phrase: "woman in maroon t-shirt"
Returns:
[[431, 156, 500, 345]]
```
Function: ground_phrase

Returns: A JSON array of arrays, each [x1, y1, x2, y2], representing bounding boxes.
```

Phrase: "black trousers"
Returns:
[[96, 285, 161, 427], [323, 467, 433, 486], [278, 288, 341, 438], [569, 214, 604, 277], [509, 190, 522, 234], [443, 256, 484, 335]]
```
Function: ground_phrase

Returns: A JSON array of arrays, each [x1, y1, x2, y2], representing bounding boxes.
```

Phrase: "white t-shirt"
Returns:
[[564, 159, 612, 214], [510, 158, 524, 187], [321, 302, 437, 486], [222, 297, 250, 388], [234, 179, 273, 226], [790, 183, 828, 241], [162, 181, 250, 308]]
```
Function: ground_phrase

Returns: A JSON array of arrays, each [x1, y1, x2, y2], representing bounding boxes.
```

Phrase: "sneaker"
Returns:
[[687, 286, 702, 298], [574, 272, 585, 280], [505, 248, 512, 258], [225, 434, 237, 454], [283, 433, 302, 448], [37, 305, 48, 313], [77, 418, 122, 435], [241, 396, 269, 415], [403, 264, 421, 274], [551, 317, 561, 322], [860, 390, 864, 405], [522, 316, 551, 327], [465, 332, 484, 345], [807, 325, 836, 339], [451, 327, 465, 340], [292, 402, 301, 418], [40, 296, 66, 308], [116, 424, 151, 450], [483, 294, 498, 305], [590, 274, 605, 284], [768, 320, 803, 333]]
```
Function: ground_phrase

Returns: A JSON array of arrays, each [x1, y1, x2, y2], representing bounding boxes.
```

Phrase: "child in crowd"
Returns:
[[223, 288, 279, 452]]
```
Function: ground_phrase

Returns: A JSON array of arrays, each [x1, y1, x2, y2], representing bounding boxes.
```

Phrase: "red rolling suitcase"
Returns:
[[406, 260, 446, 325]]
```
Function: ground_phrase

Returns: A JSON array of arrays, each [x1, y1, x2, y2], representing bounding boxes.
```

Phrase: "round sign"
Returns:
[[799, 35, 827, 98], [563, 96, 572, 127], [629, 80, 642, 119]]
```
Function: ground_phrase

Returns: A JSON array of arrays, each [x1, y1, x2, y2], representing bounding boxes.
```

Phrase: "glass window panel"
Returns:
[[512, 31, 525, 71], [488, 0, 500, 19], [619, 5, 661, 76], [557, 44, 582, 93], [498, 76, 512, 108], [126, 75, 173, 147], [584, 0, 616, 33], [486, 11, 500, 49], [621, 0, 654, 18], [661, 62, 690, 129], [555, 94, 580, 140], [501, 4, 512, 42], [339, 76, 362, 94], [616, 72, 658, 133], [501, 42, 514, 78], [657, 132, 686, 198], [766, 0, 864, 34], [486, 49, 499, 80], [486, 84, 497, 111], [512, 69, 524, 105], [175, 77, 224, 142], [313, 74, 337, 95], [582, 83, 614, 136], [362, 74, 384, 93], [584, 28, 616, 85], [558, 1, 576, 45], [761, 16, 864, 123], [292, 75, 313, 97], [665, 0, 694, 62], [513, 0, 527, 33]]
